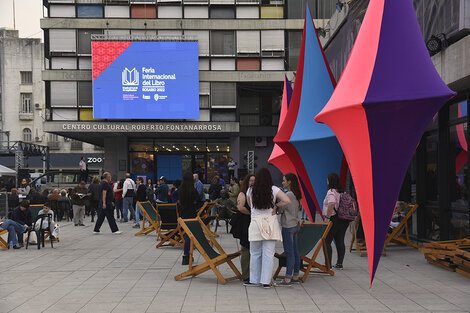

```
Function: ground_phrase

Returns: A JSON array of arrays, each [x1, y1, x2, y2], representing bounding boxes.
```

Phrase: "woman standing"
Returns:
[[179, 171, 201, 265], [229, 177, 240, 204], [146, 178, 155, 205], [246, 168, 290, 288], [236, 174, 255, 283], [276, 173, 302, 286], [323, 173, 350, 269]]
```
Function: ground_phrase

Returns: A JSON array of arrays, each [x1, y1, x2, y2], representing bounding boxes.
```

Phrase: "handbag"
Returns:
[[251, 214, 282, 241]]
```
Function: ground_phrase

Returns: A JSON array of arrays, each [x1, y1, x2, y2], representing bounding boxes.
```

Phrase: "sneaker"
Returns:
[[291, 278, 302, 284], [262, 284, 272, 289], [93, 231, 100, 234], [12, 244, 22, 249], [18, 242, 24, 248], [112, 231, 122, 235], [132, 225, 140, 229], [274, 280, 292, 287], [243, 282, 261, 287], [334, 264, 343, 270], [74, 224, 78, 226]]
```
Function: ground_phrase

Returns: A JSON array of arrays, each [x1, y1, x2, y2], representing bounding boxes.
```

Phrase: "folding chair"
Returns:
[[197, 201, 218, 237], [27, 205, 60, 243], [383, 204, 420, 254], [26, 213, 54, 250], [349, 214, 367, 257], [155, 203, 184, 248], [273, 222, 334, 283], [174, 217, 241, 284], [135, 201, 159, 236], [0, 227, 8, 251]]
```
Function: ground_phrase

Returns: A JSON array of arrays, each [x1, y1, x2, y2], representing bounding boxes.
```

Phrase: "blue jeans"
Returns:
[[183, 234, 190, 256], [281, 223, 301, 279], [115, 200, 123, 219], [135, 203, 141, 226], [122, 197, 135, 222], [1, 220, 26, 246]]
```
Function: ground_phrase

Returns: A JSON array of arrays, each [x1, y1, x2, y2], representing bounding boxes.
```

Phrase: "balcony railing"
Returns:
[[71, 141, 83, 150], [48, 141, 60, 150], [19, 112, 34, 121]]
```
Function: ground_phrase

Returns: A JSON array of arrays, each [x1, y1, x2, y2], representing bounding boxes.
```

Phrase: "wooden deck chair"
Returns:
[[349, 214, 367, 257], [174, 217, 241, 284], [0, 227, 8, 251], [155, 203, 184, 248], [273, 222, 334, 283], [135, 201, 159, 236], [383, 204, 420, 254], [197, 201, 219, 237]]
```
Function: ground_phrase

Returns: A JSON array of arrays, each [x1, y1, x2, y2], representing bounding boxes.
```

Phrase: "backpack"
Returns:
[[335, 192, 358, 221]]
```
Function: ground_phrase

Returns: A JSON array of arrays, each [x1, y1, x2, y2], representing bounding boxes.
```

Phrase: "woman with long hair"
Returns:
[[178, 171, 201, 265], [246, 168, 290, 288], [236, 174, 255, 283], [323, 172, 350, 269], [275, 173, 302, 286]]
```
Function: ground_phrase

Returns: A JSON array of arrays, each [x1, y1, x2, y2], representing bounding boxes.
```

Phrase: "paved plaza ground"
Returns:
[[0, 218, 469, 313]]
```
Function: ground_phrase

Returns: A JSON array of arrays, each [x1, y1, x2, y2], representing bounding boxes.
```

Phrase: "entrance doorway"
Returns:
[[129, 140, 230, 184]]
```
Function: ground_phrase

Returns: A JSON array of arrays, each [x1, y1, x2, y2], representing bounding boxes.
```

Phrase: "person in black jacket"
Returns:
[[134, 177, 148, 229], [88, 177, 101, 222], [179, 172, 201, 265], [11, 200, 33, 247], [7, 188, 20, 218]]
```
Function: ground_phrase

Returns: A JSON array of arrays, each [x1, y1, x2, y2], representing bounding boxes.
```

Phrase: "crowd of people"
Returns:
[[0, 168, 354, 289]]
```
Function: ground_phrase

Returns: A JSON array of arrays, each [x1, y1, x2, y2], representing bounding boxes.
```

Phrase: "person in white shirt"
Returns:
[[122, 173, 136, 222], [245, 168, 290, 288], [79, 157, 87, 182]]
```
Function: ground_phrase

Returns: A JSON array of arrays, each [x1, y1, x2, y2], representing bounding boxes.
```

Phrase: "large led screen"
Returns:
[[92, 41, 199, 119]]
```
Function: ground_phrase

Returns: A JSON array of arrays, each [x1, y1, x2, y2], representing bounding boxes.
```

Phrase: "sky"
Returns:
[[0, 0, 43, 40]]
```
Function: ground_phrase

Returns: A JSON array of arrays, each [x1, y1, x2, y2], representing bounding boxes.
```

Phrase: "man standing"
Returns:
[[155, 176, 169, 203], [71, 181, 89, 226], [11, 200, 33, 247], [122, 173, 136, 222], [93, 172, 121, 234], [193, 173, 206, 202], [79, 157, 87, 183], [133, 177, 148, 229], [228, 157, 237, 180]]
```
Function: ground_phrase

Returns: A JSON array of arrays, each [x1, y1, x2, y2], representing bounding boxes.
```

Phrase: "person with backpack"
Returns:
[[323, 173, 355, 270]]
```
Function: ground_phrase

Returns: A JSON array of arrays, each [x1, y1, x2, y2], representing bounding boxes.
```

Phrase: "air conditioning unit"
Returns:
[[35, 103, 41, 110], [35, 136, 42, 142], [255, 136, 267, 147]]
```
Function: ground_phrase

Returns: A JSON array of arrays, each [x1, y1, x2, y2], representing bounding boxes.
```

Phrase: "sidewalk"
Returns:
[[0, 219, 469, 313]]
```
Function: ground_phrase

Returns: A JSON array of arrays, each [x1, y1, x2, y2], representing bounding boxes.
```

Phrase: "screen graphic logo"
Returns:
[[92, 41, 199, 119], [122, 67, 139, 85]]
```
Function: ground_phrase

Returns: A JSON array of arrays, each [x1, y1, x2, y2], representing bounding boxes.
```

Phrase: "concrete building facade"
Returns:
[[40, 0, 337, 183], [0, 28, 103, 173]]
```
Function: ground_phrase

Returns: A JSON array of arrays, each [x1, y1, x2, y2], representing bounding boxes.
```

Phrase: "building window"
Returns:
[[78, 82, 92, 107], [23, 128, 32, 142], [49, 29, 76, 53], [131, 5, 157, 18], [210, 31, 235, 56], [78, 29, 102, 55], [210, 6, 235, 18], [50, 82, 77, 107], [211, 82, 236, 108], [20, 71, 32, 85], [288, 31, 302, 71], [21, 93, 33, 113], [77, 5, 104, 18]]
